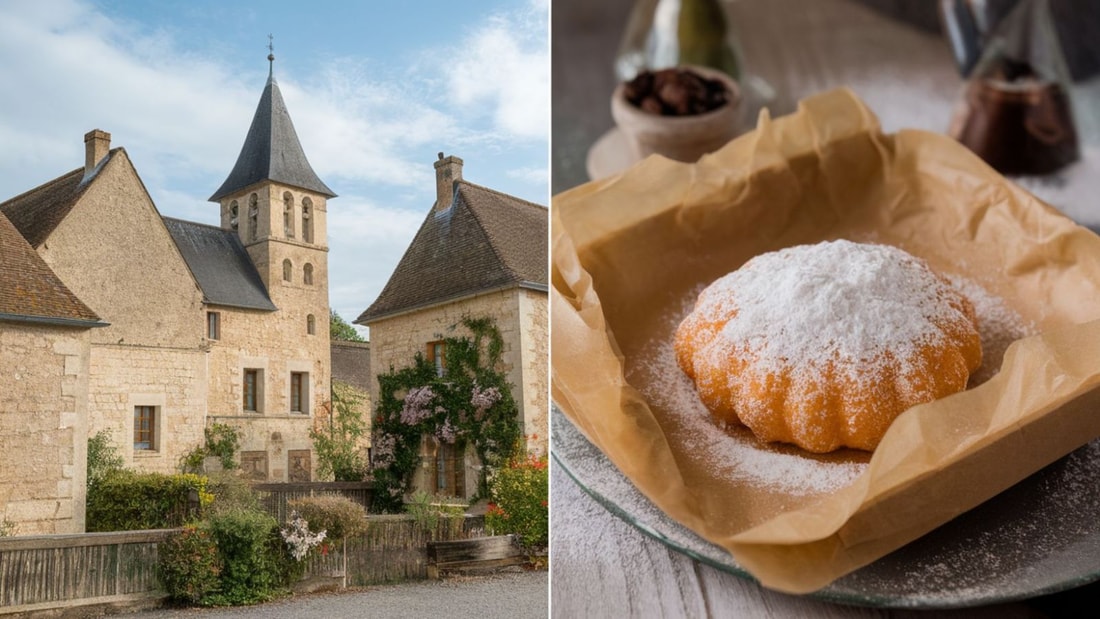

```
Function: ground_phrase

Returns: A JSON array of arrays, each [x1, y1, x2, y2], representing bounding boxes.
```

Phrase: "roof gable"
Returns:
[[210, 75, 335, 201], [0, 210, 103, 326], [162, 217, 277, 311], [356, 180, 547, 324], [0, 150, 118, 248]]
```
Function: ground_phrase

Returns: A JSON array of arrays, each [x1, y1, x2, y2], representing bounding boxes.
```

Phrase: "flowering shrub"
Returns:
[[287, 495, 368, 541], [157, 526, 222, 604], [485, 453, 549, 548], [280, 511, 326, 561], [370, 317, 522, 512]]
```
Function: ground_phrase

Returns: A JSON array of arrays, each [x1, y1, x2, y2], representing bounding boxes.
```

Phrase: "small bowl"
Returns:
[[610, 65, 742, 163]]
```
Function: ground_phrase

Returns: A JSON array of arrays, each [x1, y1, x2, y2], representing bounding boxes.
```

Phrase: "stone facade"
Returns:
[[87, 346, 207, 474], [0, 326, 90, 534], [330, 339, 373, 462], [367, 287, 548, 496], [517, 287, 549, 455], [34, 150, 211, 474], [207, 180, 331, 482], [332, 340, 371, 393], [1, 69, 341, 530]]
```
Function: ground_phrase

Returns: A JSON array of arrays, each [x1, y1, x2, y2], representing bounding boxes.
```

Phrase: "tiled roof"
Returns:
[[0, 210, 103, 326], [162, 217, 277, 311], [0, 151, 115, 248], [356, 180, 547, 324], [210, 74, 336, 201]]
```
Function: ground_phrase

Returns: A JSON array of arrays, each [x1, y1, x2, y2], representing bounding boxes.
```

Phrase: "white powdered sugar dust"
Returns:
[[636, 290, 867, 496], [633, 241, 1036, 496], [946, 274, 1037, 386], [692, 241, 969, 384]]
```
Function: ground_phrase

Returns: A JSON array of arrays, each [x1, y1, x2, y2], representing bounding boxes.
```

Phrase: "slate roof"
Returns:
[[0, 151, 117, 248], [0, 210, 104, 327], [162, 217, 277, 311], [356, 180, 548, 324], [210, 73, 336, 201]]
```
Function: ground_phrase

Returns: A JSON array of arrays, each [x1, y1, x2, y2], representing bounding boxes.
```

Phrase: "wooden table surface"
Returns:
[[550, 0, 1100, 616]]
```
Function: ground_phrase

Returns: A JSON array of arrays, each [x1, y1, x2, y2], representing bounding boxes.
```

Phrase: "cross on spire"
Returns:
[[267, 34, 275, 75]]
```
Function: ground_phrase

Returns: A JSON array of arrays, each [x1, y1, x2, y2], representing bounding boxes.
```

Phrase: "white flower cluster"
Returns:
[[281, 510, 327, 561]]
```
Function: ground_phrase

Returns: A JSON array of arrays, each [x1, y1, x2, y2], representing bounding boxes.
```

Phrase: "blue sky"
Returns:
[[0, 0, 549, 336]]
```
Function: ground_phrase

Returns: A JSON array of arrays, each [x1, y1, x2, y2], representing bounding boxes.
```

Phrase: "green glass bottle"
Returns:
[[615, 0, 743, 81]]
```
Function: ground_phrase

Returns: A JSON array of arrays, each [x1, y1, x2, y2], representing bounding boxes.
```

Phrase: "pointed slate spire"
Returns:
[[209, 53, 336, 202]]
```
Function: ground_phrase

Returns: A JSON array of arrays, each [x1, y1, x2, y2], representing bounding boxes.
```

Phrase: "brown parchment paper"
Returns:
[[551, 88, 1100, 594]]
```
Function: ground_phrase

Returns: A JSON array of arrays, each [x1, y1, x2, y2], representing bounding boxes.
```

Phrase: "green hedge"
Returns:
[[86, 470, 212, 532]]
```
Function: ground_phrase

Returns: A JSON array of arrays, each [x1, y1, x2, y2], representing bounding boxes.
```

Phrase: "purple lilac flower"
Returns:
[[400, 386, 436, 425], [471, 384, 501, 420]]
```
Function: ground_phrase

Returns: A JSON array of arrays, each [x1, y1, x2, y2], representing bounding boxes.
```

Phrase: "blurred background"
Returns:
[[552, 0, 1100, 226]]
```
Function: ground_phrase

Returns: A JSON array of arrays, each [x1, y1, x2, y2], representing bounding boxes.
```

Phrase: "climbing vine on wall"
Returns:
[[370, 317, 522, 513]]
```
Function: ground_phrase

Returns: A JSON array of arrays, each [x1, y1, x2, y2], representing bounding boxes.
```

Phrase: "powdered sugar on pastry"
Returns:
[[674, 240, 982, 453]]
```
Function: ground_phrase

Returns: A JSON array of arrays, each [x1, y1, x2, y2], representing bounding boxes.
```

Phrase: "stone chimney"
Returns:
[[433, 152, 463, 212], [84, 129, 111, 175]]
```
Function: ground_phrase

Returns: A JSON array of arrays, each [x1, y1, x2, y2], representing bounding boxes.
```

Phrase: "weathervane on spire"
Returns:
[[267, 34, 275, 75]]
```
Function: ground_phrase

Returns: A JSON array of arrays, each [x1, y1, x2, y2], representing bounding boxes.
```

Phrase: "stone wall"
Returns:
[[86, 345, 207, 474], [367, 286, 547, 494], [37, 150, 206, 349], [332, 340, 371, 393], [0, 324, 90, 534], [34, 149, 211, 475], [518, 288, 549, 456], [203, 182, 332, 483]]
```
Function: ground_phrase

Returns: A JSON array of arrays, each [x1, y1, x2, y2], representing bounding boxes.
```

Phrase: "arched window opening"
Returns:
[[248, 193, 259, 242], [283, 192, 295, 238], [302, 198, 313, 244], [306, 314, 316, 335], [282, 259, 292, 282], [229, 200, 239, 231], [303, 263, 314, 286]]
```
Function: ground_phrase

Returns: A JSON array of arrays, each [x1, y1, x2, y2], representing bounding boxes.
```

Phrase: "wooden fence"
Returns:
[[302, 515, 487, 586], [0, 515, 486, 614], [0, 529, 177, 615], [253, 481, 373, 523]]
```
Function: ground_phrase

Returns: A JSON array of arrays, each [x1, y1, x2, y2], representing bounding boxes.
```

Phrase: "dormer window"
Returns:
[[284, 192, 295, 238], [302, 198, 313, 243], [248, 193, 259, 242]]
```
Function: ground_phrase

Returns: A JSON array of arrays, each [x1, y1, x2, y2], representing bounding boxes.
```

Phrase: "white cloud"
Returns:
[[506, 165, 549, 186], [0, 0, 548, 332], [443, 3, 549, 140]]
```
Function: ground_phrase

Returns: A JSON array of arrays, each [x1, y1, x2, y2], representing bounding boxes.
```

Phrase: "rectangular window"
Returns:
[[290, 372, 308, 413], [134, 406, 156, 451], [427, 341, 446, 377], [244, 369, 259, 412], [207, 311, 220, 340]]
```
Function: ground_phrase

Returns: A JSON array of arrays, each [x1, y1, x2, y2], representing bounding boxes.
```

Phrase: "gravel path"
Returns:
[[118, 571, 548, 619]]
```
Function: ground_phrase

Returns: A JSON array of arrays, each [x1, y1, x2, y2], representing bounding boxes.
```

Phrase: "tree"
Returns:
[[330, 310, 366, 342], [311, 381, 369, 481]]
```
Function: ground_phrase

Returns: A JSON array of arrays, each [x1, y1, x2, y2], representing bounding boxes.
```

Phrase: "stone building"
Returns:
[[0, 57, 334, 523], [328, 339, 373, 468], [0, 211, 105, 534], [356, 154, 548, 498]]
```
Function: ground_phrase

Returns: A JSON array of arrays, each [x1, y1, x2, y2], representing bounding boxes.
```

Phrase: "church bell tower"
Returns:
[[209, 51, 335, 308]]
